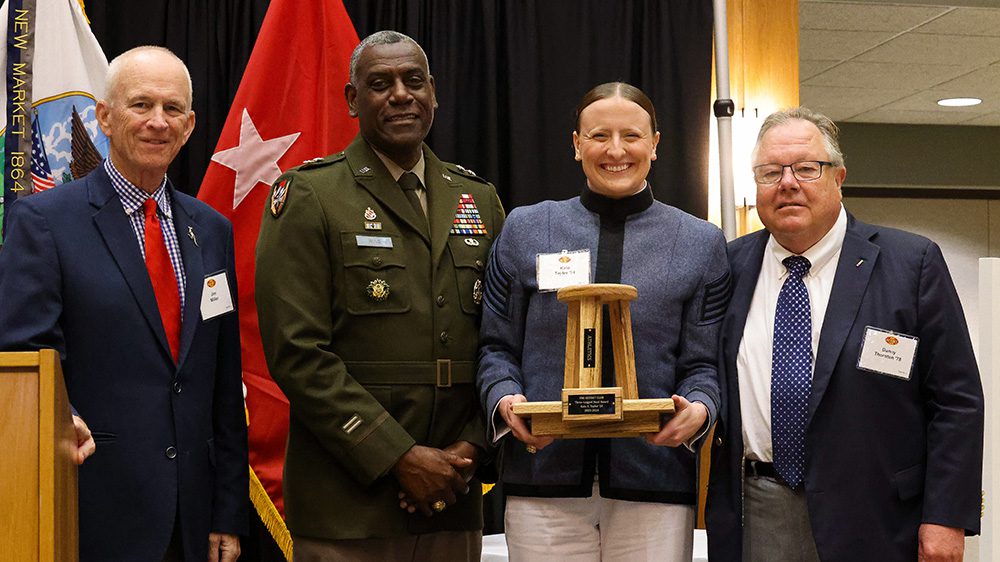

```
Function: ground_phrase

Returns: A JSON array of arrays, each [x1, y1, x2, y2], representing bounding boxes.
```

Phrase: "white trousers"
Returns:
[[504, 483, 695, 562]]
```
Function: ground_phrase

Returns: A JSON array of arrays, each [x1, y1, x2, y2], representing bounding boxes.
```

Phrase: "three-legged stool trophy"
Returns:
[[513, 283, 674, 438]]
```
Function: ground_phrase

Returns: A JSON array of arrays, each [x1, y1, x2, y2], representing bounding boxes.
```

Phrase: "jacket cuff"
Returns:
[[347, 412, 416, 485]]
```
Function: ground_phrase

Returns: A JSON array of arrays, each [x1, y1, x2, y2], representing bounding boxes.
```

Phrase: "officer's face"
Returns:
[[346, 41, 436, 164], [96, 50, 195, 192], [573, 96, 659, 199]]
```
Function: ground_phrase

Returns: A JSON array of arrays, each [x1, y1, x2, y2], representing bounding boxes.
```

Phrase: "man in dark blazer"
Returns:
[[0, 46, 248, 562], [706, 107, 983, 562], [255, 31, 503, 561]]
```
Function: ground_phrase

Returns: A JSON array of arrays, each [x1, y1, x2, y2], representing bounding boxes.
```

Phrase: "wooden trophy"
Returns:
[[512, 283, 674, 438]]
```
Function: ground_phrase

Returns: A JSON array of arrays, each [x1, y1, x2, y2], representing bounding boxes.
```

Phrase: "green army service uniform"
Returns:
[[255, 134, 504, 541]]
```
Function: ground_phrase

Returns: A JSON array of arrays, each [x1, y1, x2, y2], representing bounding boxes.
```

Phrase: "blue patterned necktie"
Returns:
[[771, 255, 812, 488]]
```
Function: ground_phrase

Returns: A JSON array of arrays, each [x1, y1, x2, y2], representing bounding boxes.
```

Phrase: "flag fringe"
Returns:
[[249, 467, 293, 561]]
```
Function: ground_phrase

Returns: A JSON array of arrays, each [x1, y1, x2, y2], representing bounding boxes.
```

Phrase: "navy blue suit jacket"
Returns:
[[706, 214, 983, 561], [0, 166, 248, 561]]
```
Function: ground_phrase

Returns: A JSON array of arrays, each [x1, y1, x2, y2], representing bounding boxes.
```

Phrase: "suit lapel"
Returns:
[[171, 190, 204, 369], [345, 138, 430, 245], [88, 167, 174, 363], [424, 148, 462, 268], [808, 216, 880, 422]]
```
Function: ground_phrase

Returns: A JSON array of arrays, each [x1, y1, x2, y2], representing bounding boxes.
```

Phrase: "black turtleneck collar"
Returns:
[[580, 183, 654, 222]]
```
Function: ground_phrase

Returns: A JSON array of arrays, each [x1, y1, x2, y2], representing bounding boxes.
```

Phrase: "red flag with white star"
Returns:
[[197, 0, 359, 556]]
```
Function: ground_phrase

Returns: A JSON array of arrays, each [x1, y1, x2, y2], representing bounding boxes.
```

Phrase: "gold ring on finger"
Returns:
[[432, 500, 446, 512]]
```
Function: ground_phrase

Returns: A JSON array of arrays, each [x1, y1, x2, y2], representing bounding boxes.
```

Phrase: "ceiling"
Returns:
[[800, 0, 1000, 125]]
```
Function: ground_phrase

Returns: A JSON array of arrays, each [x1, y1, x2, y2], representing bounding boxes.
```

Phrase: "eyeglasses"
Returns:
[[752, 161, 834, 185]]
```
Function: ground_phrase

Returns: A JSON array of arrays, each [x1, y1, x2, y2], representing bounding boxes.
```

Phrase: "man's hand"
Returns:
[[499, 394, 555, 451], [208, 532, 240, 562], [643, 395, 708, 447], [442, 440, 479, 482], [398, 441, 480, 514], [918, 523, 964, 562], [72, 415, 96, 465], [391, 445, 471, 516]]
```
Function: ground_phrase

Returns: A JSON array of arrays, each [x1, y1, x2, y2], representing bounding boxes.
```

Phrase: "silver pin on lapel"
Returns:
[[856, 259, 864, 267], [188, 226, 198, 247]]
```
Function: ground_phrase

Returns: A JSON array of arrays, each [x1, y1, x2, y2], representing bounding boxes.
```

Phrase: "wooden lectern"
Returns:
[[513, 284, 674, 438], [0, 350, 79, 561]]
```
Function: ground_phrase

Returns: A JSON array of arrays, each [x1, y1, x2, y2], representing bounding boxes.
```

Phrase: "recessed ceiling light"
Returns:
[[937, 97, 982, 107]]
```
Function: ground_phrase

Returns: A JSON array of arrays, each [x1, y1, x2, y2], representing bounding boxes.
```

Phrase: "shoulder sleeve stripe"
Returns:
[[700, 270, 732, 325], [483, 246, 513, 320]]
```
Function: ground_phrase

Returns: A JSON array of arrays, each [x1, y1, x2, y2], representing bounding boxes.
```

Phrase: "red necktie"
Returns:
[[143, 199, 181, 362]]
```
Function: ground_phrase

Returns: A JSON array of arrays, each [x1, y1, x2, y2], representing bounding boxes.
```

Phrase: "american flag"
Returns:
[[31, 114, 56, 192]]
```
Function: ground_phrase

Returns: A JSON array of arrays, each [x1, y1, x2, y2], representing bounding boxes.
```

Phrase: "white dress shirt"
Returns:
[[738, 206, 847, 462]]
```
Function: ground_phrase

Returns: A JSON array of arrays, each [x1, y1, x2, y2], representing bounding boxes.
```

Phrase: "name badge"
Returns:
[[356, 235, 393, 248], [536, 249, 591, 292], [201, 271, 235, 321], [856, 326, 918, 380]]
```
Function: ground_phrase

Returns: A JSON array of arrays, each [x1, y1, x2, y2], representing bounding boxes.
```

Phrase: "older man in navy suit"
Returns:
[[0, 46, 247, 561], [706, 107, 983, 562]]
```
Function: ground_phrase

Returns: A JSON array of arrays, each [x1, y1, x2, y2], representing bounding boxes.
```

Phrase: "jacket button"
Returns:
[[173, 381, 182, 394], [715, 436, 723, 446], [475, 259, 484, 271], [165, 446, 177, 459], [439, 331, 449, 344], [372, 256, 383, 266], [436, 295, 446, 307]]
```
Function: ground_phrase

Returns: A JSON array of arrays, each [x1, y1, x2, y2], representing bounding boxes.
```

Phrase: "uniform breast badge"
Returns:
[[364, 207, 382, 230], [473, 278, 483, 305], [449, 193, 488, 236], [366, 279, 390, 302], [270, 178, 290, 217]]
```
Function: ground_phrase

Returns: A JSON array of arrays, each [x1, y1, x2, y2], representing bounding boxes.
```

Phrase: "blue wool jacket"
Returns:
[[477, 189, 729, 503]]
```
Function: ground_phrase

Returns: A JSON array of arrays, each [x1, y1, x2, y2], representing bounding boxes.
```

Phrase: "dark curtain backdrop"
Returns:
[[344, 0, 714, 215], [87, 0, 270, 196], [87, 0, 712, 216]]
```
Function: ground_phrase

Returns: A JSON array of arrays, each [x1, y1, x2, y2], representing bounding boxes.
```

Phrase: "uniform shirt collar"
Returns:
[[767, 204, 847, 278], [371, 146, 427, 187], [580, 182, 654, 222], [104, 158, 172, 219]]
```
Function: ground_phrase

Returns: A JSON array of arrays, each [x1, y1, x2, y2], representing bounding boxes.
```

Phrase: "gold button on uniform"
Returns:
[[436, 295, 446, 307], [372, 256, 383, 266]]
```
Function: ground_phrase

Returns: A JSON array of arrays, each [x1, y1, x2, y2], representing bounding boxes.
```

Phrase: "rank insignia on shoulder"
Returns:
[[358, 166, 372, 174], [302, 157, 325, 165], [473, 278, 483, 305], [449, 193, 488, 236], [457, 164, 476, 175], [270, 178, 290, 217], [367, 279, 390, 302]]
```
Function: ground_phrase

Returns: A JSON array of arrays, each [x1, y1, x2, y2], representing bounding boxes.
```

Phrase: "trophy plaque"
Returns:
[[513, 283, 674, 438]]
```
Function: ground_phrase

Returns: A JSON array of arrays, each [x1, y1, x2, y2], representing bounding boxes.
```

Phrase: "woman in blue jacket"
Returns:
[[476, 82, 728, 561]]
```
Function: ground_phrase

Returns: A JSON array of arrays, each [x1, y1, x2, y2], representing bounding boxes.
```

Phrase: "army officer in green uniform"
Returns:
[[255, 30, 505, 562]]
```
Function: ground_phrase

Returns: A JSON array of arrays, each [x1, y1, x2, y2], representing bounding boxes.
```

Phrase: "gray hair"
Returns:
[[349, 30, 429, 85], [106, 46, 193, 109], [753, 107, 845, 167]]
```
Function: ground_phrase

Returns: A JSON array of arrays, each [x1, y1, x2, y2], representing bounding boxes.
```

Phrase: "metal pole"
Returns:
[[713, 0, 737, 241]]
